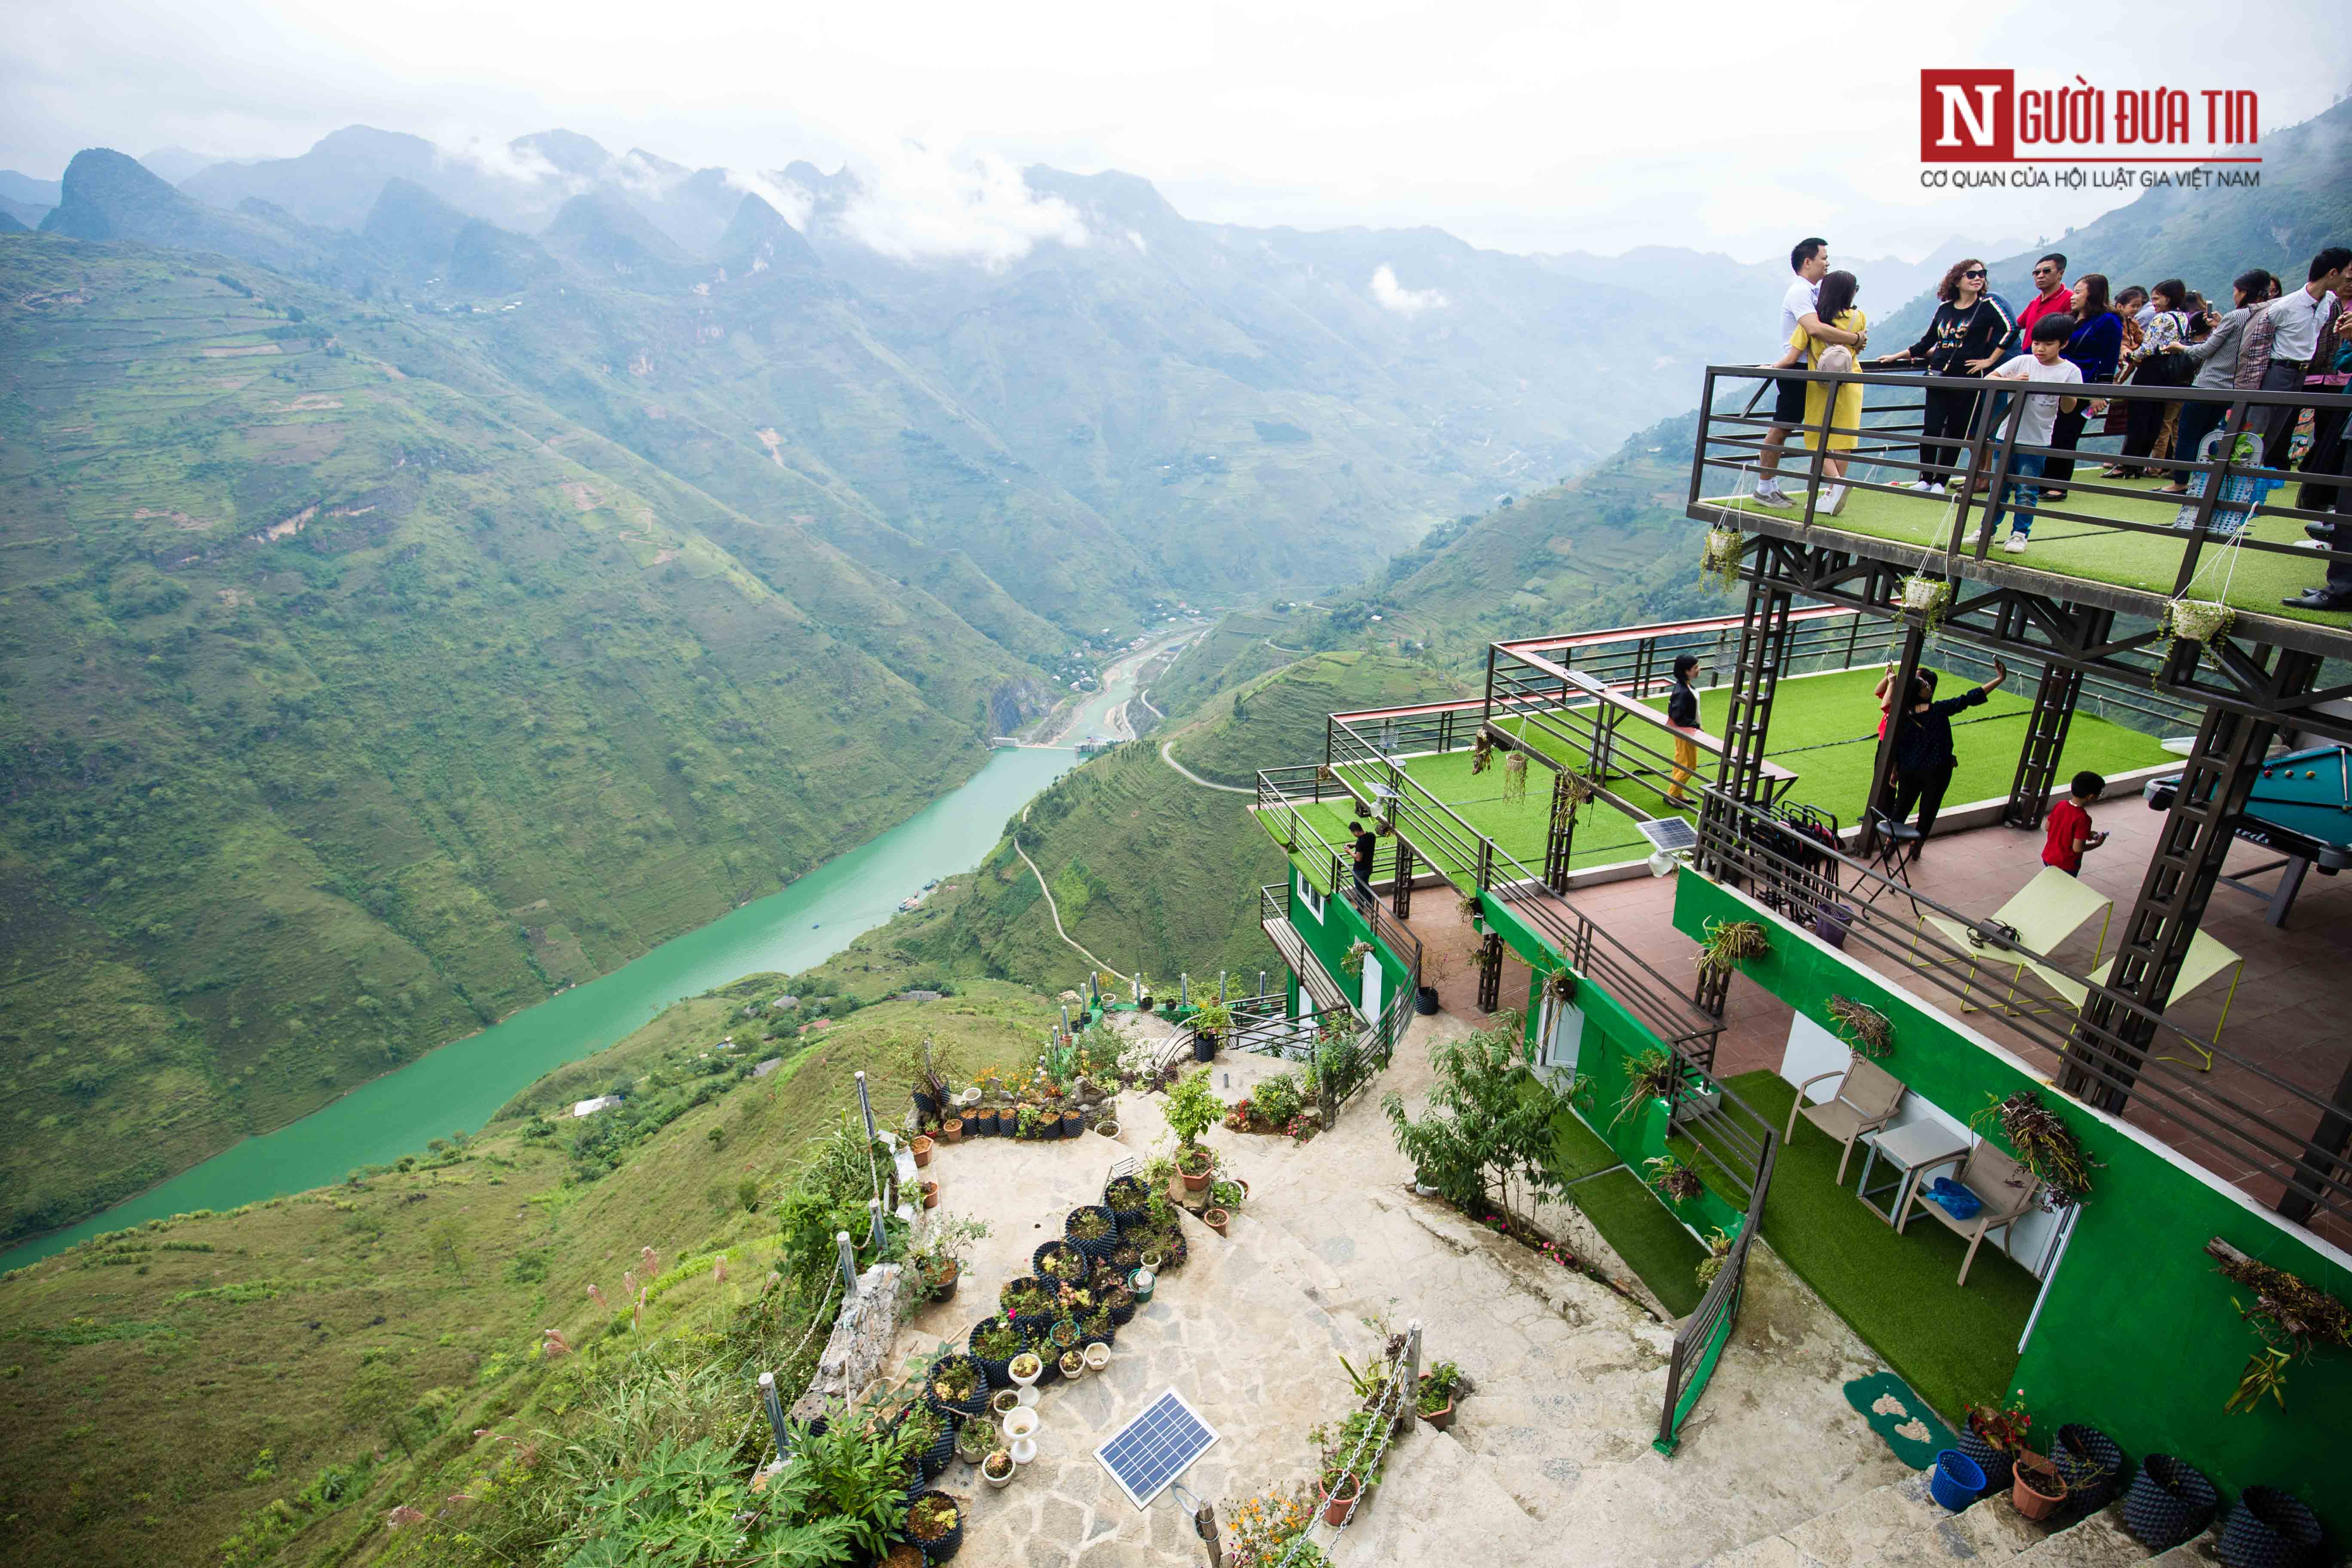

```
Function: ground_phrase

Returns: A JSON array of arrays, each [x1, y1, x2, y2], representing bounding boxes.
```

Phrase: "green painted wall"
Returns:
[[1674, 872, 2352, 1539], [1483, 897, 1746, 1243], [1286, 868, 1410, 1013]]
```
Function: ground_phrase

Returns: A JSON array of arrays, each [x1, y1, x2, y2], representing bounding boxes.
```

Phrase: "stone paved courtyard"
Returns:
[[882, 1008, 1914, 1567]]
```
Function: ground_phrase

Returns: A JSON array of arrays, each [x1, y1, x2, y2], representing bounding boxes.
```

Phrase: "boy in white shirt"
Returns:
[[1980, 314, 2085, 553]]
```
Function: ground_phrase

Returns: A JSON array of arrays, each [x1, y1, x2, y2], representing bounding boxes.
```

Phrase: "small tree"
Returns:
[[1163, 1068, 1228, 1147], [1382, 1017, 1568, 1217]]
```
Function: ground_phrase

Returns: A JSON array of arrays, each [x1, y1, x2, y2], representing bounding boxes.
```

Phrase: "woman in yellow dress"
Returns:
[[1766, 269, 1865, 514]]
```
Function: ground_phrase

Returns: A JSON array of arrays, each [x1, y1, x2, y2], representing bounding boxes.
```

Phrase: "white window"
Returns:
[[1536, 994, 1586, 1090], [1295, 875, 1326, 924]]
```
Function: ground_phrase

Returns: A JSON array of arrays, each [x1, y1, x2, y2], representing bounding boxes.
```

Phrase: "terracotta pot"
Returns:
[[1179, 1155, 1213, 1192], [1204, 1207, 1229, 1236], [940, 1119, 963, 1144], [921, 1180, 940, 1209], [1322, 1474, 1362, 1527], [2011, 1452, 2065, 1521], [1418, 1399, 1454, 1432], [911, 1136, 934, 1169]]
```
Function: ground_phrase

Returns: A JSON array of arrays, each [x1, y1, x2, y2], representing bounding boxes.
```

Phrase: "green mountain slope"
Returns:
[[0, 236, 1050, 1244], [0, 976, 1060, 1568]]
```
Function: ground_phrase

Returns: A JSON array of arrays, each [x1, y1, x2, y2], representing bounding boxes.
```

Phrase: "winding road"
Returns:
[[1012, 830, 1130, 981]]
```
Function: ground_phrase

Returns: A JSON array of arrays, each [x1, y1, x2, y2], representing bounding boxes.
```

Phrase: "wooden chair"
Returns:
[[1784, 1055, 1907, 1185], [1897, 1141, 2043, 1286]]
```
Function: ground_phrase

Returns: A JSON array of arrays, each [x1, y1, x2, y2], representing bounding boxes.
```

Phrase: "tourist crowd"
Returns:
[[1752, 238, 2352, 609]]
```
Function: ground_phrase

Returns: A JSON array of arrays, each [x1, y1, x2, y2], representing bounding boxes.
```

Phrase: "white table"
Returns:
[[1855, 1120, 1970, 1228]]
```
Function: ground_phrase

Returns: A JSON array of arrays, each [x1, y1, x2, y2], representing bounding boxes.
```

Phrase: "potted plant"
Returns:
[[1059, 1347, 1088, 1381], [989, 1387, 1021, 1419], [1824, 995, 1893, 1059], [955, 1415, 995, 1467], [1642, 1155, 1704, 1204], [969, 1106, 998, 1137], [1971, 1090, 2099, 1210], [1015, 1105, 1041, 1141], [920, 1179, 940, 1210], [2011, 1449, 2067, 1520], [911, 1133, 934, 1169], [1204, 1206, 1231, 1236], [1959, 1396, 2030, 1491], [1311, 1412, 1386, 1527], [1058, 1106, 1084, 1138], [1066, 1205, 1118, 1260], [1104, 1173, 1152, 1228], [983, 1448, 1015, 1489], [1048, 1317, 1081, 1353], [1702, 524, 1743, 588], [902, 1400, 953, 1481], [1094, 1117, 1121, 1138], [928, 1351, 985, 1416], [1417, 1362, 1464, 1431], [940, 1116, 963, 1144], [969, 1317, 1020, 1384], [1614, 1047, 1684, 1128], [1176, 1145, 1216, 1191], [1210, 1178, 1246, 1212], [1340, 940, 1374, 977], [906, 1491, 963, 1563], [1136, 974, 1155, 1012], [1164, 1067, 1227, 1182], [1008, 1351, 1042, 1393], [1191, 996, 1232, 1060], [1694, 917, 1768, 980]]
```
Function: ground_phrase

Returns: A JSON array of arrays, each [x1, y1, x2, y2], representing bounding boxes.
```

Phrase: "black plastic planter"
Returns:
[[1065, 1205, 1121, 1262], [1194, 1032, 1218, 1061], [925, 1356, 989, 1419], [912, 1088, 940, 1125], [1033, 1239, 1087, 1285], [970, 1108, 998, 1136], [1955, 1427, 2012, 1494], [2217, 1486, 2323, 1568], [2123, 1454, 2218, 1551], [908, 1415, 956, 1482], [1059, 1109, 1084, 1138], [2053, 1424, 2127, 1514], [909, 1490, 964, 1564], [1415, 985, 1440, 1015], [966, 1318, 1017, 1389], [1102, 1175, 1152, 1232]]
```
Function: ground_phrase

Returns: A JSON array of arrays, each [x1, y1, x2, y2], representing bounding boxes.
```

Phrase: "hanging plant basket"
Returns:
[[1543, 968, 1577, 1004], [1970, 1089, 2099, 1210], [1695, 917, 1769, 979], [1613, 1047, 1684, 1128], [1501, 747, 1529, 803], [1824, 995, 1894, 1058], [1702, 525, 1743, 589], [1341, 940, 1374, 977], [1642, 1155, 1704, 1203], [1470, 730, 1494, 775], [2161, 597, 2235, 647], [1899, 573, 1952, 633]]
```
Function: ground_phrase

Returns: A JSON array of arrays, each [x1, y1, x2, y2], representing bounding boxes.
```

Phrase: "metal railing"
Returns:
[[1689, 363, 2352, 618], [1694, 778, 2352, 1232]]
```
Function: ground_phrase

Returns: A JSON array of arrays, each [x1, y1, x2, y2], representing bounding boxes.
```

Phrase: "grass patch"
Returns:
[[1567, 1167, 1706, 1317], [1549, 1106, 1623, 1183], [1725, 1071, 2037, 1425]]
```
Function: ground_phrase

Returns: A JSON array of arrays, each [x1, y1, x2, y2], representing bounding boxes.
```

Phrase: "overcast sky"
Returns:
[[5, 0, 2348, 262]]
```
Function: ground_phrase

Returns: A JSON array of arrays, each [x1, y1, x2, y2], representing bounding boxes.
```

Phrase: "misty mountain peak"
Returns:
[[514, 129, 613, 179]]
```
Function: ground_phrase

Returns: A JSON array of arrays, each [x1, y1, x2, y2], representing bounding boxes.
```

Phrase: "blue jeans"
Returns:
[[1984, 452, 2047, 537]]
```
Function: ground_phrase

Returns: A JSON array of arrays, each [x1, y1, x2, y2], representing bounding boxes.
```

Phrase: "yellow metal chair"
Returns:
[[1913, 866, 2113, 1015], [2033, 929, 2245, 1069]]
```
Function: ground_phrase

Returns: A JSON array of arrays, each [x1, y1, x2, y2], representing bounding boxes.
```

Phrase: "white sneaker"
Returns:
[[2003, 531, 2029, 553], [1909, 480, 1938, 493], [1821, 484, 1848, 515], [1753, 483, 1792, 508]]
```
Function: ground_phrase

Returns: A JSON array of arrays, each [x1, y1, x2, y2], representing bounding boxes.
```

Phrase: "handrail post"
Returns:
[[1974, 387, 2028, 560]]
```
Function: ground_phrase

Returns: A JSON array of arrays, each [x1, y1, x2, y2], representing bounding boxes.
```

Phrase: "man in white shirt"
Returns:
[[1757, 238, 1868, 508], [2257, 245, 2350, 474], [1979, 315, 2084, 553]]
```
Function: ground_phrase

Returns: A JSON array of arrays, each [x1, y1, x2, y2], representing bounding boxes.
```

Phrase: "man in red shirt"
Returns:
[[2017, 252, 2073, 339], [2042, 770, 2109, 875]]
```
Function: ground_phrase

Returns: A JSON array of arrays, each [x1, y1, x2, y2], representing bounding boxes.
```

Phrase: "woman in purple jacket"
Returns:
[[2041, 273, 2122, 497]]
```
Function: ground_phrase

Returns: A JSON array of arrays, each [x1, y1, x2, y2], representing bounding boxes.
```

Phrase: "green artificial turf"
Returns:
[[1724, 1071, 2037, 1425], [1550, 1103, 1624, 1182], [1277, 666, 2172, 885], [1567, 1166, 1707, 1316], [1706, 473, 2352, 632]]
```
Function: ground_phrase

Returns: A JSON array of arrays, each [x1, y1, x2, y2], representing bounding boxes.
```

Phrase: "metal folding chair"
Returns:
[[1859, 807, 1923, 914]]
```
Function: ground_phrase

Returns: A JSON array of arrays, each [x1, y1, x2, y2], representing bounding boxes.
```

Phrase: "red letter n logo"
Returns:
[[1920, 69, 2013, 162]]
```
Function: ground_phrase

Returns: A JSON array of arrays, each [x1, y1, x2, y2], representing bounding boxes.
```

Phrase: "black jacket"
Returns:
[[1906, 297, 2018, 377], [1892, 688, 1989, 774], [1667, 680, 1698, 728]]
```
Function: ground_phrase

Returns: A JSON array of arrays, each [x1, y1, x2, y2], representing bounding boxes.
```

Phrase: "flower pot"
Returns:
[[1094, 1120, 1120, 1139], [940, 1119, 963, 1145], [968, 1321, 1019, 1388], [1130, 1266, 1156, 1302], [1178, 1153, 1213, 1192], [928, 1261, 961, 1302], [1083, 1341, 1110, 1372], [1008, 1435, 1037, 1466], [1204, 1207, 1230, 1236], [1415, 984, 1440, 1016], [2052, 1425, 2125, 1513], [1001, 1406, 1039, 1443], [1322, 1475, 1362, 1527], [1059, 1109, 1084, 1138], [1957, 1427, 2013, 1493], [970, 1108, 998, 1136], [1139, 996, 1155, 1012], [983, 1451, 1015, 1489], [1007, 1355, 1042, 1393], [921, 1180, 940, 1210], [1064, 1204, 1121, 1261], [1418, 1399, 1454, 1432], [927, 1355, 989, 1418], [2122, 1455, 2216, 1551], [2010, 1452, 2065, 1521], [1194, 1033, 1217, 1062], [2216, 1486, 2324, 1568], [906, 1489, 963, 1564], [911, 1135, 934, 1168], [1038, 1115, 1061, 1141], [1059, 1350, 1087, 1381], [912, 1088, 940, 1124], [989, 1388, 1021, 1418], [1930, 1450, 1987, 1513]]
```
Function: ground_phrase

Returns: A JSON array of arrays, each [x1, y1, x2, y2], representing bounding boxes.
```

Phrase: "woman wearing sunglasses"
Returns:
[[1877, 259, 2015, 491]]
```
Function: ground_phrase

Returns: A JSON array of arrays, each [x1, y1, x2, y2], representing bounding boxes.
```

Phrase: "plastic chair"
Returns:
[[1783, 1054, 1907, 1185]]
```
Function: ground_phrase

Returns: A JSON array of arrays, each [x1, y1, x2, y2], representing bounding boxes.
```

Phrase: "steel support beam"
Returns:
[[1392, 839, 1414, 921], [2004, 614, 2105, 829], [1697, 552, 1794, 874], [1475, 930, 1504, 1014], [2065, 644, 2322, 1112], [1544, 770, 1578, 891]]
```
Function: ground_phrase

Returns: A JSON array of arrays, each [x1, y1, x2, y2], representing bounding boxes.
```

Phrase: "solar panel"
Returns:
[[1638, 818, 1700, 853], [1095, 1389, 1219, 1509], [1563, 669, 1609, 697]]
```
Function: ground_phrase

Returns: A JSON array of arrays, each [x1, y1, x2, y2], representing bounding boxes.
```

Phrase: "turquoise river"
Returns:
[[1, 636, 1181, 1272]]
